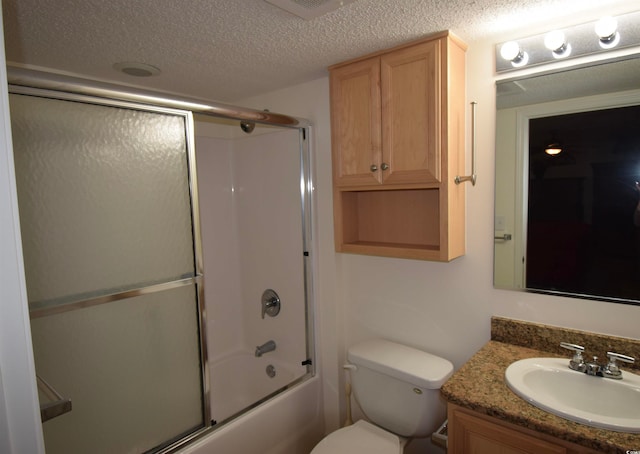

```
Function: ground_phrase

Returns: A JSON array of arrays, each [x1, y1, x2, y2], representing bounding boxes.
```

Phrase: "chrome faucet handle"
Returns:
[[560, 342, 585, 371], [603, 352, 635, 379]]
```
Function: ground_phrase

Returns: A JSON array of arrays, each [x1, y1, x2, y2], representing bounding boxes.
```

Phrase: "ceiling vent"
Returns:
[[264, 0, 357, 20]]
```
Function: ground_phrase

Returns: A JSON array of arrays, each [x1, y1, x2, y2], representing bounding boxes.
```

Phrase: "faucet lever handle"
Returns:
[[560, 342, 585, 371], [603, 352, 635, 379], [607, 351, 635, 364], [560, 342, 584, 354]]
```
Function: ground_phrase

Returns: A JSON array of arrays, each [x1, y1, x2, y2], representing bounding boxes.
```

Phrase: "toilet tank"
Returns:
[[347, 339, 453, 438]]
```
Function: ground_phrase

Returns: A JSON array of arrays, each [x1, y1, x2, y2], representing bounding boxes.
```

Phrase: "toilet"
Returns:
[[311, 339, 454, 454]]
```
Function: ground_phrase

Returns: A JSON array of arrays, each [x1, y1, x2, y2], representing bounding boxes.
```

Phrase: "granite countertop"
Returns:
[[441, 318, 640, 453]]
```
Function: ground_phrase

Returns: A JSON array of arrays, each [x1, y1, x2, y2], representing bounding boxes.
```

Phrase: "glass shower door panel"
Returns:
[[10, 94, 195, 308], [29, 284, 203, 454]]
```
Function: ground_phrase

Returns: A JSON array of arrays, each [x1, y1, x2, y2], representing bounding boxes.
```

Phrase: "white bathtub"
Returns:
[[210, 351, 298, 424], [180, 370, 323, 454]]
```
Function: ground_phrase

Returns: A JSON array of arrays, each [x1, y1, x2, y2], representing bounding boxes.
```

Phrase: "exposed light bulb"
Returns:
[[595, 16, 620, 49], [544, 31, 565, 51], [500, 41, 528, 67], [544, 31, 571, 58], [595, 16, 617, 40], [500, 41, 520, 60]]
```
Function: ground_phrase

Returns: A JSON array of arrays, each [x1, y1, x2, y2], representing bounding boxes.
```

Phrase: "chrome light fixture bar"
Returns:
[[496, 10, 640, 73]]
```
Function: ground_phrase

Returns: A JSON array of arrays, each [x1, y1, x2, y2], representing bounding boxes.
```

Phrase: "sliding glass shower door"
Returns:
[[10, 91, 207, 453]]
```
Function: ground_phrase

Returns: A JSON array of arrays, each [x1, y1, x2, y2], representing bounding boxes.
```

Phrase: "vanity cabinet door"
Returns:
[[449, 409, 566, 453], [448, 404, 600, 454]]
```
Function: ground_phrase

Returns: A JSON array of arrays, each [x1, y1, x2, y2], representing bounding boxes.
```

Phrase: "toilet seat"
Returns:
[[310, 420, 402, 454]]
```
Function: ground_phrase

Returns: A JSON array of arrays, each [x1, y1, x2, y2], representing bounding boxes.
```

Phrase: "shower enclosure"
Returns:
[[8, 69, 315, 454]]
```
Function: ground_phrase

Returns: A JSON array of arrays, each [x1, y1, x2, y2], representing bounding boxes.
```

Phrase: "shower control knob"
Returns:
[[370, 164, 378, 172], [261, 289, 281, 319]]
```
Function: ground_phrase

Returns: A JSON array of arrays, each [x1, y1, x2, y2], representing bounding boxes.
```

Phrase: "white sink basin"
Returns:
[[505, 357, 640, 432]]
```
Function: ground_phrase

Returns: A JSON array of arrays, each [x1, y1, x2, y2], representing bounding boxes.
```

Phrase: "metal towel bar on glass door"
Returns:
[[455, 101, 478, 186], [37, 374, 72, 422]]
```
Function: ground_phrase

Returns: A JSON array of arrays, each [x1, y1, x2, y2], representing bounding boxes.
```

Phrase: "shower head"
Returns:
[[240, 120, 255, 134]]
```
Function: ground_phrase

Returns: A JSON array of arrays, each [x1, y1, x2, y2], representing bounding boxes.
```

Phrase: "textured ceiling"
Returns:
[[2, 0, 637, 102]]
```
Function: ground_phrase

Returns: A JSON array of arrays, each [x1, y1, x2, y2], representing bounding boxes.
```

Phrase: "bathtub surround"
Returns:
[[208, 352, 296, 425], [190, 121, 321, 452]]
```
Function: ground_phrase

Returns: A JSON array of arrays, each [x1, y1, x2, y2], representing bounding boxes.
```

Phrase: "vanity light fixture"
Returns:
[[495, 10, 640, 73]]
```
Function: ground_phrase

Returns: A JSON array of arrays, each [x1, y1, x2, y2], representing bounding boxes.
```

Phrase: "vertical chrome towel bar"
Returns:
[[455, 101, 478, 186]]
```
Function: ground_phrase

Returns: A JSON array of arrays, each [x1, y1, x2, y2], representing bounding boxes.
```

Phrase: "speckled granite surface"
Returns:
[[441, 317, 640, 453], [491, 316, 640, 372]]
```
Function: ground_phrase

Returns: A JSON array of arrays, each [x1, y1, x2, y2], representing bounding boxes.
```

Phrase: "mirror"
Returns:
[[494, 56, 640, 304]]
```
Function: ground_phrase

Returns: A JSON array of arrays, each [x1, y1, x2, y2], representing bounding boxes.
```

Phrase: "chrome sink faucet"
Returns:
[[584, 356, 602, 376], [560, 342, 635, 380], [255, 340, 276, 357]]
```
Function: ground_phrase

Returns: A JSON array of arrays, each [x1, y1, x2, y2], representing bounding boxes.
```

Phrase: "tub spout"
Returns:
[[255, 340, 276, 357]]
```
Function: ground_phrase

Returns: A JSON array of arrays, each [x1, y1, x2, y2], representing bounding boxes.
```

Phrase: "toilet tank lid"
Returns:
[[347, 339, 454, 389]]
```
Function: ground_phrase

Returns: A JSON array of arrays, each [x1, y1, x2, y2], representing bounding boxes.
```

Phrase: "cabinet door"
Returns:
[[330, 56, 382, 186], [381, 39, 441, 185], [449, 407, 567, 454]]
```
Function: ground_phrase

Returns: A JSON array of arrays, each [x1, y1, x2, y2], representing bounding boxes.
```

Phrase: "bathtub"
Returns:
[[209, 351, 300, 424], [178, 352, 323, 454]]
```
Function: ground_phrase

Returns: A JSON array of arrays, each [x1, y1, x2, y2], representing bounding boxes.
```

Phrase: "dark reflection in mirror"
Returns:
[[526, 105, 640, 302]]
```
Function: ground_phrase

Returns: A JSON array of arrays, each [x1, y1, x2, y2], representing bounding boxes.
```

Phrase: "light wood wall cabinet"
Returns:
[[448, 404, 602, 454], [329, 31, 467, 261]]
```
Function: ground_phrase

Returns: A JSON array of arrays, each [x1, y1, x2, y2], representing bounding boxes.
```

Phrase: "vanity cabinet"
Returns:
[[447, 404, 601, 454], [329, 31, 467, 261]]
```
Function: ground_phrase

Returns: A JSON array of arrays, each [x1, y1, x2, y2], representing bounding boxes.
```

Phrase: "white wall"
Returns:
[[237, 9, 640, 453]]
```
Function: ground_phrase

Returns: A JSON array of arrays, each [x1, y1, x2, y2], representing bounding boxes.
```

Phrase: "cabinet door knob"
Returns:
[[370, 164, 378, 172], [381, 163, 389, 171]]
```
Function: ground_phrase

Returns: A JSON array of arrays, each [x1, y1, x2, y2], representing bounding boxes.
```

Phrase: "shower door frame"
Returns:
[[7, 66, 316, 454], [10, 85, 211, 452]]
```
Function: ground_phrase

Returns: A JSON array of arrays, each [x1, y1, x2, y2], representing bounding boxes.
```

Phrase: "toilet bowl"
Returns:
[[310, 339, 453, 453], [310, 420, 406, 454]]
